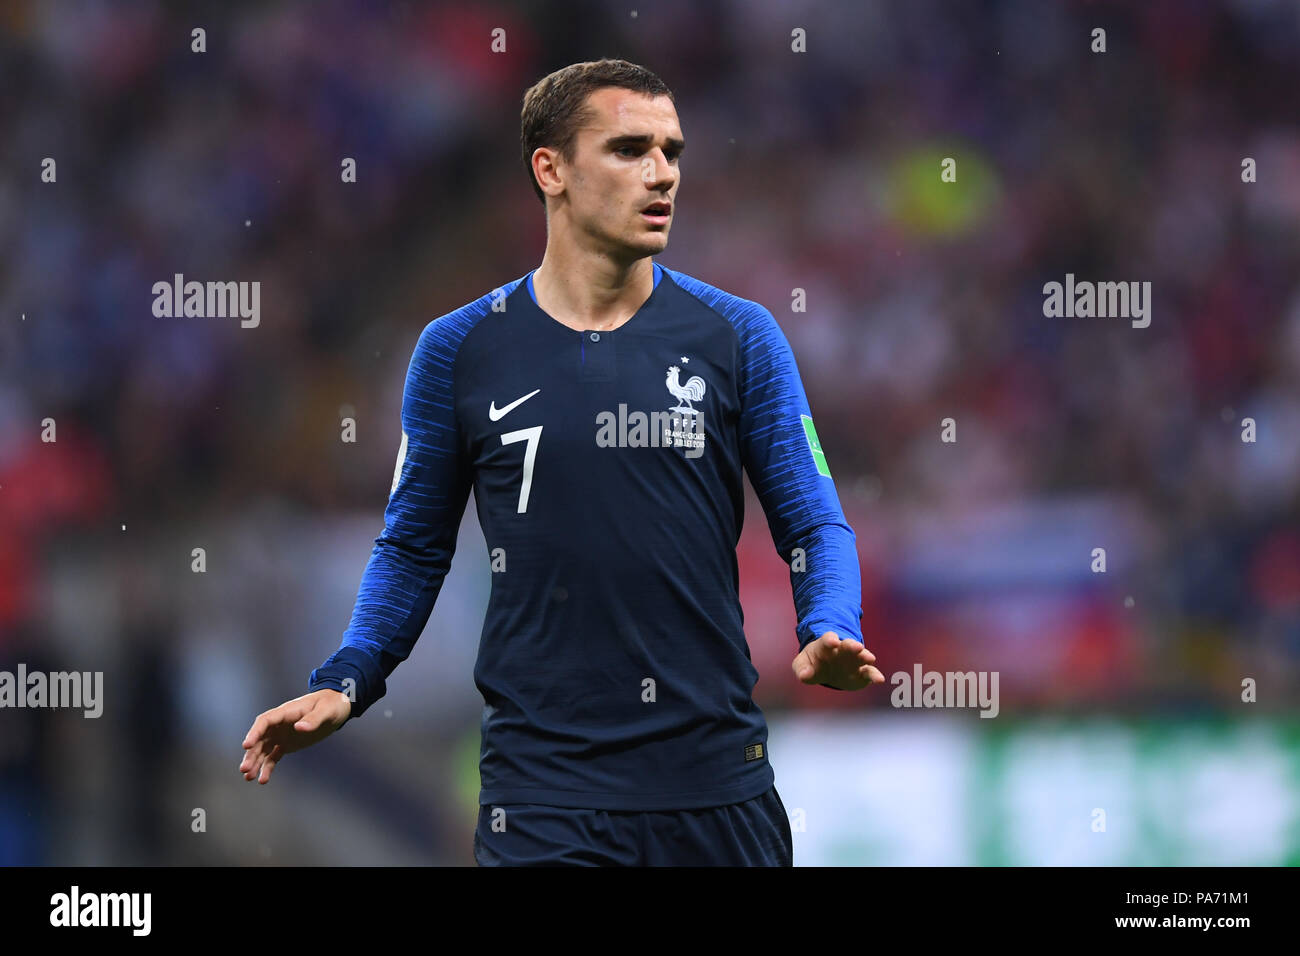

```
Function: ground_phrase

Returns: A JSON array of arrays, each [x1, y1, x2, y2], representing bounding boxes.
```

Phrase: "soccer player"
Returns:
[[239, 58, 883, 866]]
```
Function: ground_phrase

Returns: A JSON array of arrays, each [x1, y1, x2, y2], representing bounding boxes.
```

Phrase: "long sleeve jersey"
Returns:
[[308, 262, 863, 810]]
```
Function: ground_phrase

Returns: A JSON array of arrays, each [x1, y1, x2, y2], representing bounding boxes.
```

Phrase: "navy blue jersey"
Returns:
[[308, 262, 863, 810]]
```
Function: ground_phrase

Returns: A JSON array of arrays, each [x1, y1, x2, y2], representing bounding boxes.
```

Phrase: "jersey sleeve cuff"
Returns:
[[796, 618, 863, 651], [308, 646, 385, 720]]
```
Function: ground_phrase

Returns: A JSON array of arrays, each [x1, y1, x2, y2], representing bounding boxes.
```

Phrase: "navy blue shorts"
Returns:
[[474, 786, 794, 866]]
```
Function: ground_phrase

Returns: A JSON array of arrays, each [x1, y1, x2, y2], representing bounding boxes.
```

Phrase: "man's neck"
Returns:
[[532, 249, 655, 332]]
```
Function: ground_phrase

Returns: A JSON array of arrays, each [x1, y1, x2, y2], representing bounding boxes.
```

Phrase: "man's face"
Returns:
[[553, 88, 683, 259]]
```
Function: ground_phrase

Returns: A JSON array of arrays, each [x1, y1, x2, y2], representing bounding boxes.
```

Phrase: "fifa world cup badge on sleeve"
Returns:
[[800, 415, 832, 477], [390, 430, 409, 495]]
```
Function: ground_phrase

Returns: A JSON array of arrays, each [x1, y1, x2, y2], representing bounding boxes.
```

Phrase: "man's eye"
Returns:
[[618, 146, 638, 157]]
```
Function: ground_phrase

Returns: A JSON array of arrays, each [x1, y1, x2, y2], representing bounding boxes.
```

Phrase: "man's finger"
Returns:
[[858, 664, 885, 683], [254, 700, 305, 738], [792, 646, 812, 680], [264, 702, 293, 729], [847, 648, 875, 664], [823, 634, 877, 664], [834, 639, 875, 663], [286, 699, 312, 722], [243, 714, 267, 748], [241, 741, 264, 777], [259, 745, 283, 784], [294, 700, 324, 733], [244, 733, 277, 778]]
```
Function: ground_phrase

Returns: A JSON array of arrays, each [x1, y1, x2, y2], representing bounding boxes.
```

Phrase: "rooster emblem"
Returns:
[[666, 364, 706, 414]]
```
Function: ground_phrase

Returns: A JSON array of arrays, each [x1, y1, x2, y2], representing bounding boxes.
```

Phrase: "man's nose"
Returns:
[[641, 151, 676, 189]]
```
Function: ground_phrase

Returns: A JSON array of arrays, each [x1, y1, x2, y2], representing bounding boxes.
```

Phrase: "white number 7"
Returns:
[[500, 425, 543, 514]]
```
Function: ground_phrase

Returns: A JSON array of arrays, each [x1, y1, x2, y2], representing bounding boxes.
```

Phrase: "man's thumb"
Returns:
[[294, 705, 320, 732], [794, 650, 815, 681]]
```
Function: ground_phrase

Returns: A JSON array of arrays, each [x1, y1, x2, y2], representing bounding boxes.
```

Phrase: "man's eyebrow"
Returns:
[[605, 134, 686, 151]]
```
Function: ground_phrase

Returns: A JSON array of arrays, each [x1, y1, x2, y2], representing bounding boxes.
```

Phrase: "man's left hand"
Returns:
[[791, 632, 885, 691]]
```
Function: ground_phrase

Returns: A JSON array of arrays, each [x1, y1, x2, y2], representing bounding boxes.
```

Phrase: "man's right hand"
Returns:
[[239, 689, 352, 785]]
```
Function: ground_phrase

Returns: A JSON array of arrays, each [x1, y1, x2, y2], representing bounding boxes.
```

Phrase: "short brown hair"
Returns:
[[520, 58, 674, 206]]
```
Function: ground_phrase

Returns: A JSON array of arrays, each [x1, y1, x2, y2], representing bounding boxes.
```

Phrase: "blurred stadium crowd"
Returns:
[[1, 0, 1298, 864]]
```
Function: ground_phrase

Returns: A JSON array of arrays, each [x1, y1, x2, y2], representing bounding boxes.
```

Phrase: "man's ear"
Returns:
[[533, 146, 564, 199]]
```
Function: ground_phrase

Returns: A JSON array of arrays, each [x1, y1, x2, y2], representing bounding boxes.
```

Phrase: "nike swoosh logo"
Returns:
[[489, 388, 541, 421]]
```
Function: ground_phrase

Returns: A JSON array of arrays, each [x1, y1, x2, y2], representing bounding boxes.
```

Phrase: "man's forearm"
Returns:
[[308, 530, 453, 717], [789, 516, 864, 652]]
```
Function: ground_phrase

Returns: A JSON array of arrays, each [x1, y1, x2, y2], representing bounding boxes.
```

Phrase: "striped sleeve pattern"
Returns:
[[667, 268, 863, 651], [307, 287, 508, 717]]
